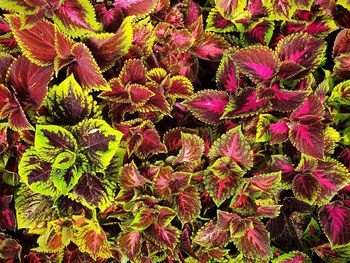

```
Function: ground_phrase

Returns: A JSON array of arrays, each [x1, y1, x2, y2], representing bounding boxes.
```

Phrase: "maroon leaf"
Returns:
[[0, 195, 16, 231], [319, 202, 350, 246], [292, 173, 320, 204], [183, 90, 229, 125], [0, 235, 21, 261], [291, 94, 324, 125], [172, 132, 204, 165], [333, 29, 350, 58], [95, 5, 123, 32], [269, 83, 307, 112], [0, 54, 13, 84], [334, 52, 350, 79], [245, 20, 274, 46], [206, 9, 236, 33], [277, 61, 305, 80], [233, 46, 280, 84], [73, 172, 106, 206], [271, 155, 295, 184], [175, 186, 201, 224], [289, 122, 324, 160], [155, 167, 191, 196], [68, 43, 108, 91], [194, 220, 230, 247]]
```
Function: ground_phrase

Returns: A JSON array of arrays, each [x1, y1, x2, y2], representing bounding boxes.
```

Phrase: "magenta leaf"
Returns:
[[269, 121, 289, 144], [289, 122, 324, 160], [319, 202, 350, 246], [276, 32, 327, 78], [114, 0, 157, 16], [53, 0, 100, 38], [183, 90, 229, 125], [68, 43, 108, 91], [222, 88, 269, 119], [233, 46, 280, 84]]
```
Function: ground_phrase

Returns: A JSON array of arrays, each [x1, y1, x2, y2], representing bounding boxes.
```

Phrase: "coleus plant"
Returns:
[[0, 0, 350, 262]]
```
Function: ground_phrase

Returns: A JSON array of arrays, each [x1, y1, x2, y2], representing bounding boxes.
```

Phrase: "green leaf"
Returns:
[[51, 166, 83, 195], [35, 125, 77, 162], [52, 151, 76, 170]]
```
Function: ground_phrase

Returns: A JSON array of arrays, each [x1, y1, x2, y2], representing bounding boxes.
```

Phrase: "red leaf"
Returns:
[[7, 15, 56, 66], [176, 186, 201, 223], [119, 161, 146, 190], [173, 132, 204, 165], [9, 56, 53, 108], [118, 231, 141, 259], [145, 224, 179, 250], [68, 43, 108, 91], [319, 202, 350, 245]]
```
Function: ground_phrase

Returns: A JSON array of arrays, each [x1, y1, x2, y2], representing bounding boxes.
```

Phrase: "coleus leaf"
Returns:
[[271, 251, 311, 263], [0, 53, 13, 84], [334, 52, 350, 79], [333, 29, 350, 58], [43, 74, 98, 125], [183, 90, 229, 125], [172, 132, 204, 165], [292, 173, 320, 204], [76, 220, 111, 259], [35, 124, 77, 162], [205, 157, 245, 206], [85, 16, 133, 71], [289, 122, 324, 160], [0, 0, 36, 13], [215, 0, 247, 20], [95, 5, 123, 33], [119, 161, 147, 190], [233, 217, 271, 260], [165, 75, 193, 99], [247, 172, 281, 199], [18, 148, 58, 197], [206, 8, 236, 33], [216, 52, 239, 93], [319, 202, 350, 246], [72, 171, 108, 207], [15, 185, 59, 229], [127, 207, 157, 230], [222, 88, 269, 119], [73, 119, 122, 170], [276, 32, 327, 78], [118, 231, 142, 260], [269, 120, 289, 144], [192, 32, 230, 61], [175, 186, 201, 224], [114, 0, 157, 17], [8, 55, 53, 108], [155, 167, 191, 196], [145, 223, 180, 250], [193, 220, 231, 247], [313, 158, 350, 205], [68, 43, 109, 91], [51, 165, 83, 195], [0, 195, 16, 231], [53, 0, 101, 38], [171, 29, 194, 51], [291, 94, 324, 125], [0, 234, 22, 262], [233, 46, 280, 84], [208, 125, 254, 170], [244, 19, 275, 46]]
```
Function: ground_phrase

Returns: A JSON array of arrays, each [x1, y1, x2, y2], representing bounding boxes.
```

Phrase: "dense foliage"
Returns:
[[0, 0, 350, 262]]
